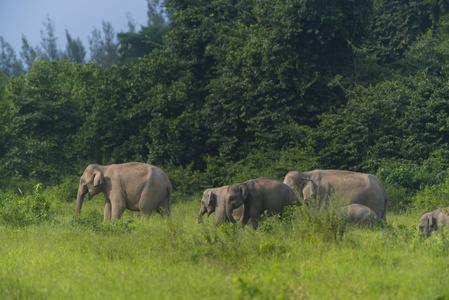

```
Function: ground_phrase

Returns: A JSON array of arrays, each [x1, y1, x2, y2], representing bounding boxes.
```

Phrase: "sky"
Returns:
[[0, 0, 149, 58]]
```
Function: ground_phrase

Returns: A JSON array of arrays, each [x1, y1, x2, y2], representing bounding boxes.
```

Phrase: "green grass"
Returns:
[[1, 193, 449, 299]]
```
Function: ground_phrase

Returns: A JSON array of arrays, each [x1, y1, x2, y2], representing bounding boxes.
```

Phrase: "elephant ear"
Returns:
[[240, 183, 251, 202], [302, 180, 315, 200], [93, 170, 104, 187], [207, 191, 216, 207], [428, 216, 434, 229]]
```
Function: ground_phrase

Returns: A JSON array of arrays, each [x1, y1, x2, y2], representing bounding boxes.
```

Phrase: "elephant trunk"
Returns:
[[197, 205, 207, 223], [226, 202, 237, 224], [76, 185, 87, 217]]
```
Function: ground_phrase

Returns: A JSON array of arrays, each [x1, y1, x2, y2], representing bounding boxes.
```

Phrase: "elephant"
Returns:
[[283, 170, 388, 221], [76, 162, 172, 222], [197, 186, 245, 225], [418, 207, 449, 236], [341, 203, 378, 227], [200, 177, 299, 229]]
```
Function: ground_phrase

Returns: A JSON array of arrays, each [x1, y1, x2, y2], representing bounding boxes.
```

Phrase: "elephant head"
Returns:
[[197, 189, 217, 223], [219, 183, 248, 224], [76, 164, 105, 216], [284, 171, 315, 201], [418, 213, 436, 236]]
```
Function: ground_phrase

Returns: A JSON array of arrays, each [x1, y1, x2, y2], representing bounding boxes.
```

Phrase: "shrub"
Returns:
[[163, 163, 208, 200], [43, 175, 79, 203], [412, 177, 449, 211], [0, 184, 51, 227], [292, 194, 347, 242]]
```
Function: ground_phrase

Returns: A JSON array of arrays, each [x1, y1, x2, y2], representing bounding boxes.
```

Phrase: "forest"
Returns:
[[1, 0, 449, 211], [3, 0, 449, 298]]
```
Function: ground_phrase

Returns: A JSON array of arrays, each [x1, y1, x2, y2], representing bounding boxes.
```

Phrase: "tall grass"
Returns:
[[1, 190, 449, 299]]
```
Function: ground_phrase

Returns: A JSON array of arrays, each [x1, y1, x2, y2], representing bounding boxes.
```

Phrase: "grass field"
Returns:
[[1, 192, 449, 300]]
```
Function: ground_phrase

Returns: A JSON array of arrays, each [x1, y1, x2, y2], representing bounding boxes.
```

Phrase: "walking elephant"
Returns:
[[76, 162, 172, 222], [283, 170, 388, 221], [199, 177, 299, 229], [341, 203, 378, 226], [197, 186, 247, 225], [418, 207, 449, 236]]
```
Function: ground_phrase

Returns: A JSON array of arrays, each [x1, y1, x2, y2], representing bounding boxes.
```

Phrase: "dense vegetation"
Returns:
[[1, 0, 449, 204], [2, 1, 449, 298]]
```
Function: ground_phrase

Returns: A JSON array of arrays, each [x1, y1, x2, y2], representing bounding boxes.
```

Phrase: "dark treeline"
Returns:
[[1, 0, 449, 210]]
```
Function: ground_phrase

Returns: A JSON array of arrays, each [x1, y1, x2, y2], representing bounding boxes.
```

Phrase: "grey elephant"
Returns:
[[341, 203, 378, 226], [197, 186, 247, 225], [418, 207, 449, 236], [283, 170, 388, 221], [76, 162, 172, 222], [199, 177, 299, 229]]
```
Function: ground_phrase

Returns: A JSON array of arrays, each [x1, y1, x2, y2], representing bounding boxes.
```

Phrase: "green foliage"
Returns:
[[43, 175, 79, 203], [412, 177, 449, 211], [1, 0, 449, 205], [118, 24, 170, 64], [3, 60, 87, 182], [370, 0, 442, 64], [308, 71, 449, 173], [293, 194, 348, 242], [0, 184, 51, 227], [164, 163, 208, 199]]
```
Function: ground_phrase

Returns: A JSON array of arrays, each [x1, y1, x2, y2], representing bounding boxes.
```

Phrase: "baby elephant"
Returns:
[[418, 207, 449, 236], [341, 203, 378, 226], [198, 178, 299, 229]]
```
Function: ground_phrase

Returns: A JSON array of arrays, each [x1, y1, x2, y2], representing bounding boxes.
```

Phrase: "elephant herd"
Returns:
[[75, 162, 449, 235]]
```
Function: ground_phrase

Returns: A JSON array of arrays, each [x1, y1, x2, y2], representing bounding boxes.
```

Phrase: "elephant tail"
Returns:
[[381, 193, 388, 222], [166, 183, 172, 216]]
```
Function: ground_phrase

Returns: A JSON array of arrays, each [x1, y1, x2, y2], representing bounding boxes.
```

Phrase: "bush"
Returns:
[[292, 194, 347, 242], [0, 184, 51, 227], [163, 163, 208, 200], [383, 184, 410, 212], [412, 177, 449, 211], [43, 175, 79, 203]]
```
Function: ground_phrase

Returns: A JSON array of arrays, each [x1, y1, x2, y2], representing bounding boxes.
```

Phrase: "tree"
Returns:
[[118, 1, 171, 64], [40, 15, 61, 61], [88, 21, 119, 67], [3, 60, 86, 182], [0, 73, 11, 163], [118, 25, 170, 64], [0, 36, 24, 76], [148, 0, 167, 26], [306, 71, 449, 173], [370, 0, 444, 64], [20, 36, 42, 70], [63, 30, 86, 64], [158, 0, 373, 162]]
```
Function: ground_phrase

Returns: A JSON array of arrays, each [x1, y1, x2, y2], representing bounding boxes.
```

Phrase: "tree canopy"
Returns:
[[1, 0, 448, 203]]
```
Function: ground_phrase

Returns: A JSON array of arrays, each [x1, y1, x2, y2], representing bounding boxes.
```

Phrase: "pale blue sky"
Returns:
[[0, 0, 149, 58]]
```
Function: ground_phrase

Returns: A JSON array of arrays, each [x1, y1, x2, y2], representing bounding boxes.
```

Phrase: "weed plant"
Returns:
[[1, 189, 449, 299]]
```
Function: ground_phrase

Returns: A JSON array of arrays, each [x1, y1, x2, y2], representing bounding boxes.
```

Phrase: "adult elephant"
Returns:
[[283, 170, 388, 221], [199, 178, 299, 229], [418, 207, 449, 236], [76, 162, 172, 222]]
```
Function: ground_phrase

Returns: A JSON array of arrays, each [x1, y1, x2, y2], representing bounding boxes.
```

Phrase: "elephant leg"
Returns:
[[138, 195, 160, 221], [111, 199, 126, 221], [140, 210, 153, 221], [242, 205, 251, 225], [249, 210, 260, 230], [156, 201, 170, 217], [104, 199, 112, 222]]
